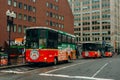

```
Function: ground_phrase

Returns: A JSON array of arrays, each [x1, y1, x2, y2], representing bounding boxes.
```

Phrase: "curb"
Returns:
[[0, 64, 27, 70]]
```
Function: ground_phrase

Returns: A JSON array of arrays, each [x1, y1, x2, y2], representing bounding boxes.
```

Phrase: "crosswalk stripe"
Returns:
[[1, 70, 25, 74]]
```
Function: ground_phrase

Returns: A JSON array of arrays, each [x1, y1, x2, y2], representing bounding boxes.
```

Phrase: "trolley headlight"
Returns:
[[85, 51, 89, 56], [30, 49, 39, 60], [97, 50, 100, 56]]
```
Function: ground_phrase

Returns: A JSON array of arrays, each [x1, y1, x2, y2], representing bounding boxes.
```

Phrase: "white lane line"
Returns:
[[92, 63, 109, 78], [44, 60, 94, 74], [92, 61, 112, 78], [1, 70, 25, 74], [39, 73, 114, 80]]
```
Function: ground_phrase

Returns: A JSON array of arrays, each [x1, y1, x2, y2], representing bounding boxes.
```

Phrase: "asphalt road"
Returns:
[[0, 55, 120, 80]]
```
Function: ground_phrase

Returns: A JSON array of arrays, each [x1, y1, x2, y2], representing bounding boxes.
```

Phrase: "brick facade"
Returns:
[[0, 0, 74, 48]]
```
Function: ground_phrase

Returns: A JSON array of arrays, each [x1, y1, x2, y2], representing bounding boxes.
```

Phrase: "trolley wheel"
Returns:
[[54, 58, 58, 65], [67, 56, 71, 63]]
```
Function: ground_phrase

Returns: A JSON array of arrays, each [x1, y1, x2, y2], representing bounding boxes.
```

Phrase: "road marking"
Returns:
[[0, 60, 93, 74], [92, 63, 109, 77], [0, 70, 25, 74], [92, 61, 112, 77], [109, 61, 112, 63], [39, 73, 114, 80], [44, 60, 94, 74], [39, 60, 114, 80]]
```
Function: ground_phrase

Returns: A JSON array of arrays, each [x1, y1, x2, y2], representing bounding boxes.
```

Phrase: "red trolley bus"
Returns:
[[25, 27, 76, 64], [104, 45, 113, 57], [81, 43, 103, 58]]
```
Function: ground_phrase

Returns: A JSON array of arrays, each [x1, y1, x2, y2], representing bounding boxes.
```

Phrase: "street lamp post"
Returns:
[[6, 10, 15, 65]]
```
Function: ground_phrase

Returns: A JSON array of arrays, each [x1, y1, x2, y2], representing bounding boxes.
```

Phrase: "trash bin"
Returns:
[[0, 52, 8, 66]]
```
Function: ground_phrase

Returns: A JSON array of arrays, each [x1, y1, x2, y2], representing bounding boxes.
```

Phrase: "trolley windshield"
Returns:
[[25, 29, 47, 49], [82, 43, 101, 51], [105, 46, 113, 52]]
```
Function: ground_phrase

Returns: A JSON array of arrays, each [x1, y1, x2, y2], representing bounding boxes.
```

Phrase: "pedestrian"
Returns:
[[76, 46, 79, 59]]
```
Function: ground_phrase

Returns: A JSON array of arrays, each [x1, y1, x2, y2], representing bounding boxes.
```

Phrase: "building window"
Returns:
[[59, 24, 61, 28], [53, 13, 55, 18], [18, 25, 22, 33], [32, 0, 36, 2], [50, 3, 53, 9], [32, 7, 36, 12], [28, 16, 32, 22], [14, 12, 17, 18], [46, 20, 49, 25], [32, 17, 36, 23], [24, 4, 27, 10], [13, 24, 17, 32], [28, 5, 32, 11], [52, 22, 55, 26], [55, 0, 58, 2], [50, 12, 53, 17], [23, 26, 27, 33], [46, 2, 49, 7], [53, 5, 55, 10], [108, 31, 111, 34], [18, 13, 22, 19], [7, 24, 10, 32], [56, 23, 58, 27], [46, 11, 49, 16], [8, 0, 12, 5], [50, 21, 53, 26], [55, 6, 58, 10], [61, 16, 64, 21], [56, 14, 58, 19], [23, 15, 27, 20], [59, 16, 61, 20], [61, 24, 64, 28], [18, 2, 23, 9], [13, 1, 17, 7]]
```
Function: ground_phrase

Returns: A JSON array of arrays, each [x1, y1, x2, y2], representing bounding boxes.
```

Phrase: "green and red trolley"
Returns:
[[25, 27, 76, 64]]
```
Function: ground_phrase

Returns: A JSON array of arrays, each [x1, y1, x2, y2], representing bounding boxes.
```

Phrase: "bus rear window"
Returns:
[[82, 43, 98, 51]]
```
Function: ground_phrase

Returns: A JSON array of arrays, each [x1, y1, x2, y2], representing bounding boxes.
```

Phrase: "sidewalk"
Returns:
[[0, 64, 27, 70], [0, 56, 26, 70]]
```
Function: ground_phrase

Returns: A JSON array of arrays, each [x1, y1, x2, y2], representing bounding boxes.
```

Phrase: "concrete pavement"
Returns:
[[0, 64, 27, 70]]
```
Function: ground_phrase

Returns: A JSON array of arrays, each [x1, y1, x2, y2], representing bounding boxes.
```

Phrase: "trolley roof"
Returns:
[[26, 26, 75, 37], [80, 42, 102, 44]]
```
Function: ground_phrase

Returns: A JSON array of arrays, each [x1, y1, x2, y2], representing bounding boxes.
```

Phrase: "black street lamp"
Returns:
[[6, 10, 15, 65]]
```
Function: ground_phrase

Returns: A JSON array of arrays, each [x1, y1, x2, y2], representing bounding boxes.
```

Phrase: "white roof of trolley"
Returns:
[[26, 26, 75, 37]]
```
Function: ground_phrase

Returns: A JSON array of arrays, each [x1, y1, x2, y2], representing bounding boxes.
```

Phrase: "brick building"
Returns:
[[0, 0, 74, 48]]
